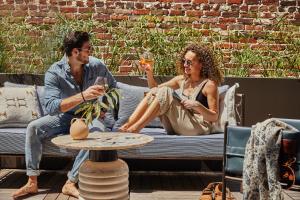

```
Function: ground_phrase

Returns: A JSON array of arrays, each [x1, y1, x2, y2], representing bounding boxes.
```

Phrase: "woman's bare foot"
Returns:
[[119, 122, 131, 132], [12, 181, 38, 199], [126, 124, 142, 133], [62, 180, 79, 198]]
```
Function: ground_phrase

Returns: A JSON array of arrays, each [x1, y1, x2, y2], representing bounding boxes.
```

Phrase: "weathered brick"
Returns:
[[43, 17, 57, 24], [227, 0, 242, 4], [205, 10, 220, 16], [240, 5, 248, 12], [280, 1, 296, 6], [170, 9, 184, 16], [291, 19, 300, 26], [193, 23, 202, 28], [60, 7, 77, 13], [26, 17, 44, 25], [228, 24, 244, 30], [171, 4, 183, 9], [221, 11, 239, 17], [132, 9, 150, 15], [182, 3, 193, 10], [174, 0, 191, 2], [237, 18, 254, 24], [96, 33, 112, 40], [258, 5, 269, 11], [249, 5, 259, 11], [29, 11, 48, 17], [78, 7, 94, 13], [262, 0, 278, 5], [209, 0, 226, 3], [211, 23, 227, 30], [15, 0, 24, 4], [93, 14, 110, 21], [288, 7, 296, 13], [0, 10, 12, 16], [201, 4, 211, 10], [115, 2, 125, 9], [135, 3, 144, 9], [239, 38, 257, 43], [111, 15, 129, 20], [0, 4, 14, 10], [260, 12, 275, 18], [76, 1, 84, 7], [219, 18, 236, 25], [240, 12, 257, 18], [192, 0, 208, 3], [87, 0, 95, 7], [95, 2, 104, 7], [245, 0, 259, 4], [186, 10, 202, 16], [119, 65, 133, 73], [12, 10, 28, 17], [150, 9, 169, 15]]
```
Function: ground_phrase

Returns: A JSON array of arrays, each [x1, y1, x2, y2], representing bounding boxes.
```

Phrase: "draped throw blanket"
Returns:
[[242, 118, 299, 200]]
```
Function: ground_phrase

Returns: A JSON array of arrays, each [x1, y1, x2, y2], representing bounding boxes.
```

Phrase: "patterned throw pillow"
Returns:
[[0, 86, 42, 127], [4, 82, 46, 116]]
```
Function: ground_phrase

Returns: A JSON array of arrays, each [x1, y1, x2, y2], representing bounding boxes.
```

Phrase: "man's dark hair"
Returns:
[[62, 31, 90, 56]]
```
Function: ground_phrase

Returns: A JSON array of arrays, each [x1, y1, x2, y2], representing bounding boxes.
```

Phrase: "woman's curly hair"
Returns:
[[177, 44, 223, 85]]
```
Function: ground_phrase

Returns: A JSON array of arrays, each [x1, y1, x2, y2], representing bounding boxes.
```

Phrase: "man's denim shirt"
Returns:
[[44, 55, 117, 116]]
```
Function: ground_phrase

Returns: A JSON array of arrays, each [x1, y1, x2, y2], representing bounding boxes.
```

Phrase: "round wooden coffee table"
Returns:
[[52, 132, 153, 200]]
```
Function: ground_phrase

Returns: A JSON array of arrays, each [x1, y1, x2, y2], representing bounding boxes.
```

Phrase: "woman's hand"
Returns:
[[181, 99, 199, 110], [141, 63, 154, 75]]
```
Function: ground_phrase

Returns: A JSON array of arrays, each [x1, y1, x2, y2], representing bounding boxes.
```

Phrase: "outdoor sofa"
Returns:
[[0, 74, 244, 169]]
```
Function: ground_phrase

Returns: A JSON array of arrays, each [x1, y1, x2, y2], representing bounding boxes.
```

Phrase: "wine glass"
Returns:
[[139, 51, 154, 80], [94, 76, 108, 91]]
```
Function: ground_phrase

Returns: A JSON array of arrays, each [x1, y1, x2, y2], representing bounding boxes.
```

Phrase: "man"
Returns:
[[12, 31, 117, 198]]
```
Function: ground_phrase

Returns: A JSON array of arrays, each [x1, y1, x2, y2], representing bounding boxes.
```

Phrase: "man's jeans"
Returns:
[[25, 113, 105, 183]]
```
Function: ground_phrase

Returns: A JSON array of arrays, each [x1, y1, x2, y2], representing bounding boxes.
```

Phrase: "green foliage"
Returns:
[[0, 14, 299, 78], [75, 88, 120, 125], [105, 16, 203, 75]]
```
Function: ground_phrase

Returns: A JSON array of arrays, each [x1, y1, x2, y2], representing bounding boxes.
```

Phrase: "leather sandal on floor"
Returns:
[[214, 183, 234, 200], [199, 182, 219, 200]]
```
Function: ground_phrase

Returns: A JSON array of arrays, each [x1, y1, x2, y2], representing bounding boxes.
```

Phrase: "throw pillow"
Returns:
[[112, 82, 163, 130], [4, 82, 46, 116], [0, 86, 42, 127], [211, 83, 239, 133]]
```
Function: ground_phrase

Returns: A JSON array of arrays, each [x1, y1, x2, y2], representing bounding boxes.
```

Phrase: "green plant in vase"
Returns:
[[69, 84, 120, 140], [75, 87, 121, 125]]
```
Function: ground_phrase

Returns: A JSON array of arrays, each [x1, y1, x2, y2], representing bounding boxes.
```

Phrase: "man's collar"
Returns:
[[59, 54, 71, 72]]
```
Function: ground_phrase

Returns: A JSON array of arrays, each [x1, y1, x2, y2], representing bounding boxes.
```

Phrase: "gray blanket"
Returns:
[[243, 118, 299, 200]]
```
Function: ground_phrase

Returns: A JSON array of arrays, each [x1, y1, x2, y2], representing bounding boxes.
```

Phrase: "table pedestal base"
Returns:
[[78, 150, 129, 200]]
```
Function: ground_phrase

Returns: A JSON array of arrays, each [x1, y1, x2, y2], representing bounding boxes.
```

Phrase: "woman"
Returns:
[[120, 44, 223, 135]]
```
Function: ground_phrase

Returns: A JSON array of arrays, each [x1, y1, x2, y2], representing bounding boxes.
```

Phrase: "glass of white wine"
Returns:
[[94, 76, 108, 91], [139, 51, 154, 80]]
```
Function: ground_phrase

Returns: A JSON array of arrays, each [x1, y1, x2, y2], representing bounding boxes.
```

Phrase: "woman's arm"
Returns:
[[157, 75, 184, 90], [181, 80, 219, 122], [144, 63, 183, 90]]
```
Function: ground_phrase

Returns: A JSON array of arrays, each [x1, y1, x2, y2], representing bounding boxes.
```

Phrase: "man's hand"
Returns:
[[82, 85, 105, 101], [181, 99, 199, 110]]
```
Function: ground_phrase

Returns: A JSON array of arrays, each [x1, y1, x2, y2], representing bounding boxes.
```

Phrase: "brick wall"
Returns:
[[0, 0, 299, 76]]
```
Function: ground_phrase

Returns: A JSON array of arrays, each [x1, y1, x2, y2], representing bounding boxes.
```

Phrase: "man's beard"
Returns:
[[77, 54, 89, 64]]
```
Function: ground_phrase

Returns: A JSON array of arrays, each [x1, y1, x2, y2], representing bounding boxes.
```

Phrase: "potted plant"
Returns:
[[70, 87, 120, 140]]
